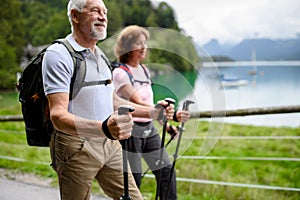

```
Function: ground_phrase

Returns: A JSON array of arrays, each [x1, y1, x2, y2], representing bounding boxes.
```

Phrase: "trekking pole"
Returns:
[[119, 105, 135, 200], [165, 100, 194, 199], [141, 133, 176, 178], [155, 98, 176, 200]]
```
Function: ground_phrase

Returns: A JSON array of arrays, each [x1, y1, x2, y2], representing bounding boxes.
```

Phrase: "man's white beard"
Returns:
[[90, 23, 107, 40], [90, 29, 107, 40]]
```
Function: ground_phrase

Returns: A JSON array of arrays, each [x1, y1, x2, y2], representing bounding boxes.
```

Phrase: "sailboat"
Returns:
[[220, 74, 248, 88], [248, 48, 257, 75]]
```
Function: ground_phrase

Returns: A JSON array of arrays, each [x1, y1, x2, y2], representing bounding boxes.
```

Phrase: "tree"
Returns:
[[145, 11, 158, 27], [33, 11, 70, 45], [22, 1, 63, 46], [105, 1, 123, 37], [155, 2, 179, 30], [0, 0, 25, 89], [0, 0, 201, 89]]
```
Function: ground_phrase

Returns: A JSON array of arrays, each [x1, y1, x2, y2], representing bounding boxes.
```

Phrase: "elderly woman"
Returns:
[[113, 25, 190, 200]]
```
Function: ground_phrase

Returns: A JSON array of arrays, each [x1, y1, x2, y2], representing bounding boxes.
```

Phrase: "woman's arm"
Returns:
[[117, 83, 151, 106], [113, 92, 174, 120]]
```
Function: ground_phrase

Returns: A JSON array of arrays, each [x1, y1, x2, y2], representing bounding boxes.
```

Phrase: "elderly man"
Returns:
[[42, 0, 174, 199]]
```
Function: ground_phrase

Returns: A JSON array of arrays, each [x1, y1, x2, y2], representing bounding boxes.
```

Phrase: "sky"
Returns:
[[154, 0, 300, 45]]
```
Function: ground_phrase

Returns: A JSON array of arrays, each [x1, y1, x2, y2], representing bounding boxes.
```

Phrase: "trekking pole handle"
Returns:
[[183, 100, 194, 111], [118, 105, 135, 115], [164, 98, 176, 107]]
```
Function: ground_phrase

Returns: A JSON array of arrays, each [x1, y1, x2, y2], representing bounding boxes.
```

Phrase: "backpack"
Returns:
[[17, 39, 111, 147], [111, 61, 151, 86]]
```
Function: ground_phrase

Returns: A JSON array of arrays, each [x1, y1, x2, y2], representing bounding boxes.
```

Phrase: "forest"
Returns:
[[0, 0, 200, 89]]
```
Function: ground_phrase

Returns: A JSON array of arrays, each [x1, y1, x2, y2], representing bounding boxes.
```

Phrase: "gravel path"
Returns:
[[0, 177, 110, 200]]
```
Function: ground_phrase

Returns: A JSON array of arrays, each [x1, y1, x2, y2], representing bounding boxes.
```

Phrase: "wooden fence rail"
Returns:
[[190, 105, 300, 118], [0, 115, 23, 122], [1, 105, 300, 122]]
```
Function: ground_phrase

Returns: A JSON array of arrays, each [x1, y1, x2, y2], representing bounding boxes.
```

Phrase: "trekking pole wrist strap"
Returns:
[[173, 109, 179, 122], [102, 116, 116, 140], [167, 125, 176, 136]]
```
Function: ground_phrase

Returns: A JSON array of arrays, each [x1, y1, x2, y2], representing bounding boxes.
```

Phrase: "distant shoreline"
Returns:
[[202, 60, 300, 67]]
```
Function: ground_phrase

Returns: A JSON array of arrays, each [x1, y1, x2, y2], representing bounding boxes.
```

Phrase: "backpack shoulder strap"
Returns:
[[53, 39, 86, 100], [118, 63, 135, 86], [114, 62, 152, 86], [139, 64, 152, 83]]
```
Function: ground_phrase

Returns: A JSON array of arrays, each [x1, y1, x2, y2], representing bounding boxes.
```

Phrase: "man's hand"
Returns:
[[104, 110, 134, 140]]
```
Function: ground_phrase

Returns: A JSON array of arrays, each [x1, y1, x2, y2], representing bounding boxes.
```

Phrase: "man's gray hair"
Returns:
[[67, 0, 87, 32]]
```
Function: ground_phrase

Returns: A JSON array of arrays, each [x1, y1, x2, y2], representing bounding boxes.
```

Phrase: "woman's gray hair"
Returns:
[[67, 0, 87, 32]]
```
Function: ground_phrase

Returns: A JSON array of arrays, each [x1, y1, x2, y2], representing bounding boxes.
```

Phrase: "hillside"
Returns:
[[201, 37, 300, 61], [1, 0, 200, 89]]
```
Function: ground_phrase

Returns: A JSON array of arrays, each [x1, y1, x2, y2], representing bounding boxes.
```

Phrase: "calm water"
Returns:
[[184, 64, 300, 127]]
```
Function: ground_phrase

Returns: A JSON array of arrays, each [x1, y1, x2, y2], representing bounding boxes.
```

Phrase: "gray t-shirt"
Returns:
[[42, 35, 114, 121]]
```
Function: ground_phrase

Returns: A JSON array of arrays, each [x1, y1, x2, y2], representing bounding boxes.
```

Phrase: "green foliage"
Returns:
[[155, 2, 179, 30], [105, 1, 123, 36], [1, 0, 25, 58], [22, 1, 67, 45], [147, 28, 201, 72], [0, 38, 19, 89], [105, 0, 180, 34], [0, 0, 201, 89], [0, 0, 25, 89]]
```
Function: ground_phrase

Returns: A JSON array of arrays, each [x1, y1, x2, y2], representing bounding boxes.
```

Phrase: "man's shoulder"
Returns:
[[46, 42, 69, 55], [43, 41, 73, 69]]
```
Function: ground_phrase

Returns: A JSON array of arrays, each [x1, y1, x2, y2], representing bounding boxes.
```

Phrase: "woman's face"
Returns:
[[130, 33, 148, 61]]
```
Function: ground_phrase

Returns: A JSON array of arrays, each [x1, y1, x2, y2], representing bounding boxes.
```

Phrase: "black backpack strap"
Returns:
[[81, 79, 112, 87], [53, 39, 86, 100], [139, 64, 152, 85]]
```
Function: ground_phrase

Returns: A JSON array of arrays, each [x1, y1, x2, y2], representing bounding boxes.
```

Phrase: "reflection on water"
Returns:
[[153, 64, 300, 127], [196, 65, 300, 127]]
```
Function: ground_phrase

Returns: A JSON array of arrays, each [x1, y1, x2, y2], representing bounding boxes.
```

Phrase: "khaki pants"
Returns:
[[50, 131, 143, 200]]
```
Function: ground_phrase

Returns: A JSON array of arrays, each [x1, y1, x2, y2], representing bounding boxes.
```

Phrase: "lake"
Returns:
[[187, 61, 300, 127]]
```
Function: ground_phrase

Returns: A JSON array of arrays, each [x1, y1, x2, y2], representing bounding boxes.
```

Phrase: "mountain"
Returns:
[[200, 37, 300, 61]]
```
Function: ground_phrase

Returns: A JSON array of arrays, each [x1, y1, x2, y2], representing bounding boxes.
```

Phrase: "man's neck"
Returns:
[[72, 33, 97, 52]]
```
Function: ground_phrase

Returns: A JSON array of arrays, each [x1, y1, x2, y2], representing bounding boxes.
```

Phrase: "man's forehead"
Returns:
[[86, 0, 106, 8], [86, 0, 105, 5]]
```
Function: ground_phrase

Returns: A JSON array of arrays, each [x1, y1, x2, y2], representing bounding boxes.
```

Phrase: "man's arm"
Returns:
[[47, 92, 133, 140]]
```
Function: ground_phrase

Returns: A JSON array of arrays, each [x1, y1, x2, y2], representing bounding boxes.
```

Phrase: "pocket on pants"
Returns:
[[55, 133, 85, 164]]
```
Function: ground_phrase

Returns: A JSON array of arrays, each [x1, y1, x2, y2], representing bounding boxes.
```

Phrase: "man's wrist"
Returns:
[[102, 116, 115, 140]]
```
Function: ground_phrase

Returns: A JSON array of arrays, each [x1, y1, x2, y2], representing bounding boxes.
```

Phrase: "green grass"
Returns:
[[139, 120, 300, 200], [1, 91, 300, 199], [0, 91, 21, 115]]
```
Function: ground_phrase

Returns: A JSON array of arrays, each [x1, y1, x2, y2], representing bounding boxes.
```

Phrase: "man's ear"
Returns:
[[71, 9, 79, 24]]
